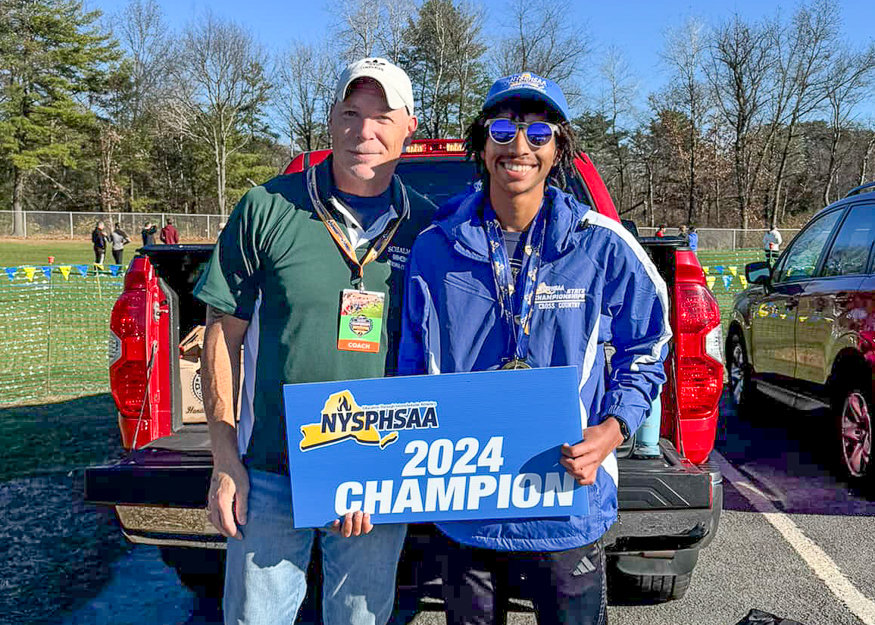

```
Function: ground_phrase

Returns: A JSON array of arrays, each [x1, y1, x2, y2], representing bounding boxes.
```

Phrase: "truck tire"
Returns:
[[607, 549, 698, 604], [159, 546, 225, 599], [608, 570, 692, 603]]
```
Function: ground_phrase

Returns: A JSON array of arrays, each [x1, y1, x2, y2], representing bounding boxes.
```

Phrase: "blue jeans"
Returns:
[[223, 469, 407, 625]]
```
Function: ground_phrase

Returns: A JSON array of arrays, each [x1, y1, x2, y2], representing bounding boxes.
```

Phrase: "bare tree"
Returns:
[[661, 16, 710, 225], [275, 40, 334, 155], [110, 0, 175, 209], [706, 14, 776, 229], [859, 120, 875, 186], [328, 0, 415, 65], [599, 46, 637, 212], [765, 0, 839, 225], [822, 43, 875, 204], [376, 0, 416, 64], [113, 0, 173, 124], [330, 0, 382, 61], [167, 12, 271, 217], [494, 0, 590, 107]]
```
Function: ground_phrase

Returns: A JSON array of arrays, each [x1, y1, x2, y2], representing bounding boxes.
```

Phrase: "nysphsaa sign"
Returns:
[[283, 367, 589, 527]]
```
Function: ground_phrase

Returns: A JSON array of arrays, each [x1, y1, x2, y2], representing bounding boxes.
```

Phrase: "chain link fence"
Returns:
[[4, 211, 804, 250], [637, 227, 800, 250], [1, 211, 224, 242]]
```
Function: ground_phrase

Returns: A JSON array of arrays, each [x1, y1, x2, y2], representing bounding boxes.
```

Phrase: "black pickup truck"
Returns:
[[86, 140, 723, 606]]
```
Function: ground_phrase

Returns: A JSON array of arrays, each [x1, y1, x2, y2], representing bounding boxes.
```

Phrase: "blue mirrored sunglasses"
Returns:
[[485, 118, 560, 148]]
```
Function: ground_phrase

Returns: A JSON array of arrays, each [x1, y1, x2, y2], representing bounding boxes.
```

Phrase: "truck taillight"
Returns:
[[108, 257, 169, 449], [675, 283, 723, 418]]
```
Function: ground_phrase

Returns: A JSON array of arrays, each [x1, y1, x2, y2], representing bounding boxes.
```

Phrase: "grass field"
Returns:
[[0, 239, 110, 267]]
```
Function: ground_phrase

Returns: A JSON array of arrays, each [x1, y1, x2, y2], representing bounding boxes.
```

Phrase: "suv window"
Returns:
[[821, 204, 875, 277], [773, 209, 843, 283]]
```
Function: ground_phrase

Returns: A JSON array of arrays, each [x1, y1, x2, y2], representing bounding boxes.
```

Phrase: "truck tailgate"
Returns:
[[86, 434, 714, 512]]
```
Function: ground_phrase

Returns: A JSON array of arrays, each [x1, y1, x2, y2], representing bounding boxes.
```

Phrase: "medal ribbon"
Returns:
[[482, 200, 547, 364], [307, 165, 409, 289]]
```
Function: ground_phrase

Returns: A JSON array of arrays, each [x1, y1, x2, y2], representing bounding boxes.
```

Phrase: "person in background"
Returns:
[[91, 221, 109, 264], [141, 221, 158, 246], [763, 224, 782, 266], [161, 218, 180, 244], [655, 224, 666, 238], [679, 224, 689, 243], [688, 225, 699, 253], [110, 223, 131, 264], [399, 72, 670, 625]]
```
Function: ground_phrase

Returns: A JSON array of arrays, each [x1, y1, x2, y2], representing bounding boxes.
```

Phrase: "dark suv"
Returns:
[[726, 182, 875, 482]]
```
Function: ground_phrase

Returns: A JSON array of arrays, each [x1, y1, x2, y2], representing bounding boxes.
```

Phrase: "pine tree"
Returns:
[[0, 0, 119, 235]]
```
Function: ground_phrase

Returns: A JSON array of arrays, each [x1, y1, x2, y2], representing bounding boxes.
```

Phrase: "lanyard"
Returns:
[[482, 199, 548, 363], [306, 165, 409, 290]]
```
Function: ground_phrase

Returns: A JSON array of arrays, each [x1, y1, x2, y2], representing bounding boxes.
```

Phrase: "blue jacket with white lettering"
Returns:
[[397, 186, 671, 552]]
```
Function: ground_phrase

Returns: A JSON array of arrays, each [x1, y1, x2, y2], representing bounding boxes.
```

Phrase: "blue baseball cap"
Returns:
[[482, 72, 571, 122]]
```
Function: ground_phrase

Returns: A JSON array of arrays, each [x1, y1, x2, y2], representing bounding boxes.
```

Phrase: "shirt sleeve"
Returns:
[[599, 236, 671, 434], [193, 192, 262, 321]]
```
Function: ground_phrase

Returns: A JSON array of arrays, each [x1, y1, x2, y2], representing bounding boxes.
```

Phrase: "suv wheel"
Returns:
[[836, 385, 873, 481], [726, 332, 754, 415]]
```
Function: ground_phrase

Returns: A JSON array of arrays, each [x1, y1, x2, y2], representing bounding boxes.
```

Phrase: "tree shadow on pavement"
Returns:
[[0, 394, 131, 625]]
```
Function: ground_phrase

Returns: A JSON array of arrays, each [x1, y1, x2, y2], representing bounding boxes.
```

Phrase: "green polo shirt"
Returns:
[[193, 158, 435, 474]]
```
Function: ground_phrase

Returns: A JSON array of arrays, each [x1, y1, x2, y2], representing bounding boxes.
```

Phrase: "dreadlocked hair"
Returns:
[[463, 103, 579, 191]]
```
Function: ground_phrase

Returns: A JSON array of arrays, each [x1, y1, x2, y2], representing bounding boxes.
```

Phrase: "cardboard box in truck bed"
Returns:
[[179, 325, 243, 424]]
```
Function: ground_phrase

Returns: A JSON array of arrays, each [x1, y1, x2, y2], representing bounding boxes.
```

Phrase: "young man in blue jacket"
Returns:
[[398, 73, 671, 624]]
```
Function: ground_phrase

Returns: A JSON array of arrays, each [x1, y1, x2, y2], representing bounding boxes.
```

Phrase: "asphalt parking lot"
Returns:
[[24, 392, 875, 625]]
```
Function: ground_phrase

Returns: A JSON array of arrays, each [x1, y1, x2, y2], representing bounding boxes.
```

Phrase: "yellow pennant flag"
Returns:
[[59, 265, 72, 280], [93, 263, 105, 271], [740, 276, 748, 288], [23, 266, 36, 282], [729, 266, 738, 277], [702, 266, 710, 274], [706, 276, 717, 290]]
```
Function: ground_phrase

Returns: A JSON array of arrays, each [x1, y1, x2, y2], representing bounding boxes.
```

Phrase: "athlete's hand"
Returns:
[[207, 458, 249, 540], [559, 418, 625, 485], [332, 511, 374, 537]]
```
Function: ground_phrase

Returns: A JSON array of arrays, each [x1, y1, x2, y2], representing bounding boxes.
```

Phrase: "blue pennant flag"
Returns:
[[74, 264, 89, 278], [5, 267, 16, 281], [109, 265, 120, 277], [723, 275, 734, 290], [713, 265, 725, 275], [41, 266, 52, 280]]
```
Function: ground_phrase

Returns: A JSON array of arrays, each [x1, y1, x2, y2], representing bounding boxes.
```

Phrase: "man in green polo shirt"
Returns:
[[193, 57, 434, 625]]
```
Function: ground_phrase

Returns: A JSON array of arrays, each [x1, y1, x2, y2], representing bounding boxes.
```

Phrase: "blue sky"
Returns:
[[86, 0, 875, 122]]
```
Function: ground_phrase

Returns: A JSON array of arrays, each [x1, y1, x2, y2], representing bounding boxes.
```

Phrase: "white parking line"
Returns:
[[712, 451, 875, 625]]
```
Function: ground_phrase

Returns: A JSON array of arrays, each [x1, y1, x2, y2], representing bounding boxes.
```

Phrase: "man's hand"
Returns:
[[331, 511, 374, 537], [208, 458, 249, 540], [559, 417, 625, 485]]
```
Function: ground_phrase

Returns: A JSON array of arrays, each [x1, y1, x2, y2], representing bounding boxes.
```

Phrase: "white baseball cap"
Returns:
[[335, 58, 415, 116]]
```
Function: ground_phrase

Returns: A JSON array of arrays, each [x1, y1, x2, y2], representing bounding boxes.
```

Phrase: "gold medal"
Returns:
[[500, 358, 532, 370]]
